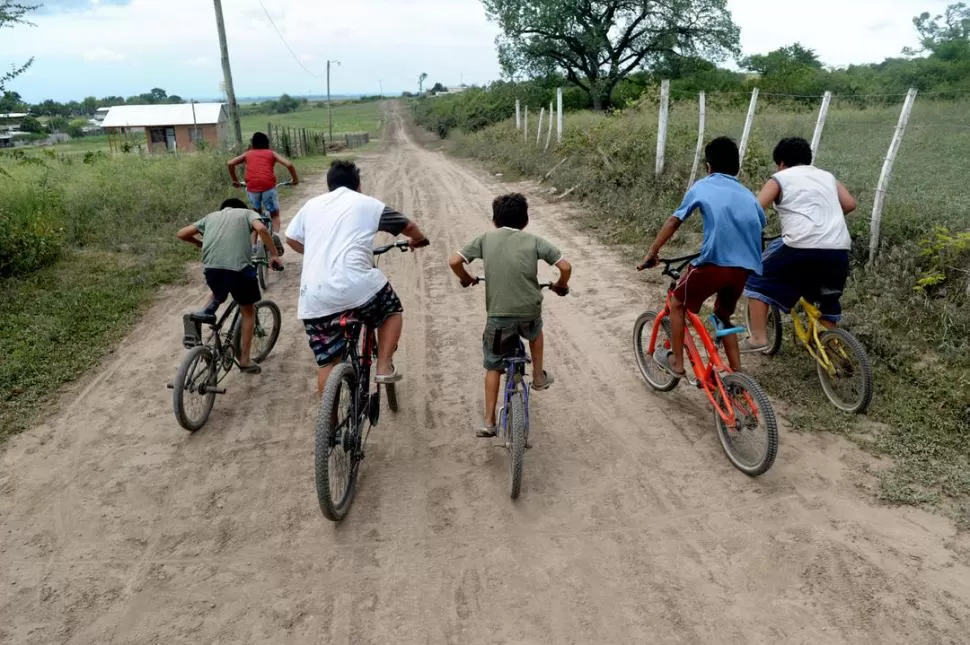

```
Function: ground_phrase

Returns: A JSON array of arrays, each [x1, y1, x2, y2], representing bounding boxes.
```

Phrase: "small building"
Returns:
[[101, 103, 228, 153], [0, 112, 28, 132]]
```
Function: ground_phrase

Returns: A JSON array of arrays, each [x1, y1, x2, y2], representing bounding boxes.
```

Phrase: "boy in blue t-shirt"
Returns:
[[638, 136, 765, 376]]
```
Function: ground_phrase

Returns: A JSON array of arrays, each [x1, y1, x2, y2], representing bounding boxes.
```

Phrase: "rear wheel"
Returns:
[[816, 328, 873, 414], [315, 362, 360, 522], [713, 372, 779, 477], [633, 311, 679, 391], [173, 345, 217, 432], [742, 297, 783, 356], [232, 300, 282, 364], [508, 391, 527, 499]]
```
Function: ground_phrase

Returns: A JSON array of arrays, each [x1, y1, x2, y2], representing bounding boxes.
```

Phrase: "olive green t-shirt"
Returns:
[[459, 227, 563, 318], [193, 207, 260, 271]]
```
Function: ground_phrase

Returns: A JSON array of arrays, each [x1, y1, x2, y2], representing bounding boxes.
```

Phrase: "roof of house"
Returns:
[[0, 112, 29, 119], [102, 103, 226, 128]]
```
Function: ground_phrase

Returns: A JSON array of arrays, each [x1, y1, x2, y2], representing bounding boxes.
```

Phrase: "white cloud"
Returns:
[[185, 56, 215, 69], [81, 47, 126, 63]]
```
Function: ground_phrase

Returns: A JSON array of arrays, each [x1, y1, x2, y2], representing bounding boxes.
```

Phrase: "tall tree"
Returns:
[[0, 1, 37, 92], [483, 0, 740, 109], [905, 2, 970, 60]]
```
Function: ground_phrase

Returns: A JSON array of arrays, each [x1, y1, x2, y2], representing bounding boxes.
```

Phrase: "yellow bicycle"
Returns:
[[743, 284, 873, 415]]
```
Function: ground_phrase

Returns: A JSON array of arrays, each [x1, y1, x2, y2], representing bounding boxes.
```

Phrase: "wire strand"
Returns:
[[257, 0, 321, 78]]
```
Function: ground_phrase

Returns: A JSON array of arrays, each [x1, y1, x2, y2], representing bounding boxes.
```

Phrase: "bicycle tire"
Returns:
[[508, 391, 527, 499], [232, 300, 282, 364], [255, 243, 268, 291], [633, 311, 679, 392], [816, 328, 873, 414], [315, 362, 360, 522], [173, 345, 217, 432], [742, 297, 783, 357], [385, 383, 398, 412], [713, 372, 779, 477]]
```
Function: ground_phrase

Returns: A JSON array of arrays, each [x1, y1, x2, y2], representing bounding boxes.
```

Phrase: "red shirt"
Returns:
[[244, 149, 277, 192]]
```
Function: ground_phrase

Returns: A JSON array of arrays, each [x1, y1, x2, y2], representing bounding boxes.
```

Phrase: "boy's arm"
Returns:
[[756, 179, 781, 211], [536, 237, 571, 295], [284, 208, 305, 254], [551, 259, 572, 295], [227, 154, 246, 187], [378, 206, 429, 249], [449, 253, 477, 287], [638, 216, 683, 270], [273, 152, 299, 185], [836, 181, 857, 215], [176, 224, 203, 248], [251, 219, 281, 266]]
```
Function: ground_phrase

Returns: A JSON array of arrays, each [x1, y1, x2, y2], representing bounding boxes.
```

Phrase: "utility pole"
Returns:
[[327, 59, 340, 143], [212, 0, 242, 148], [379, 80, 383, 99]]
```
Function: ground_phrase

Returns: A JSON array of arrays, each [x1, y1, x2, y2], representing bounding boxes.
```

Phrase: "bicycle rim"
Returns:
[[816, 328, 873, 414], [250, 300, 282, 364], [173, 345, 217, 432], [508, 391, 527, 499], [255, 244, 268, 291], [633, 311, 679, 392], [315, 363, 360, 521], [713, 372, 778, 477]]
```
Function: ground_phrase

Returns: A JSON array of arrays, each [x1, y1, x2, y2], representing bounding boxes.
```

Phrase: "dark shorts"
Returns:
[[671, 264, 750, 323], [743, 239, 850, 322], [483, 316, 543, 371], [204, 266, 260, 307], [302, 282, 403, 367]]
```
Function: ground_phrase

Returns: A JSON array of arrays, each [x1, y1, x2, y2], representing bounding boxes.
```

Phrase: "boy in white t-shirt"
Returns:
[[742, 137, 858, 352]]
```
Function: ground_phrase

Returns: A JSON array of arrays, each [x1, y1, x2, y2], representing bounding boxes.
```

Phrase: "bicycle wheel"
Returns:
[[507, 390, 527, 499], [633, 311, 679, 392], [255, 243, 268, 291], [315, 362, 360, 522], [232, 300, 282, 364], [173, 345, 217, 432], [742, 297, 783, 357], [713, 372, 778, 477], [384, 383, 398, 412], [816, 328, 873, 414]]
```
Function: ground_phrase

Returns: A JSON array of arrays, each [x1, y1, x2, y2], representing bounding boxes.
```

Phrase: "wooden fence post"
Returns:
[[267, 121, 272, 146], [524, 106, 529, 143], [869, 88, 918, 264], [655, 79, 670, 179], [810, 91, 833, 157], [536, 107, 545, 146], [688, 91, 707, 188], [738, 87, 759, 167], [545, 100, 554, 151], [556, 87, 563, 144], [515, 99, 521, 130]]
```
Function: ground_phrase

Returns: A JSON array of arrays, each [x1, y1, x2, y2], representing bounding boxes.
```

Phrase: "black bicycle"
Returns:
[[315, 238, 428, 522], [170, 298, 281, 431], [240, 180, 289, 291]]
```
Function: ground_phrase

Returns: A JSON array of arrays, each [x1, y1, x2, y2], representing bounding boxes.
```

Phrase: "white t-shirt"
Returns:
[[773, 165, 851, 250], [286, 187, 390, 320]]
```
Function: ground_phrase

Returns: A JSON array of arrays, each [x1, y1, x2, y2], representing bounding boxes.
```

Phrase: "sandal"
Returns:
[[531, 370, 555, 391], [739, 338, 770, 354], [374, 364, 403, 384], [476, 425, 498, 438], [239, 363, 262, 375], [654, 350, 686, 378]]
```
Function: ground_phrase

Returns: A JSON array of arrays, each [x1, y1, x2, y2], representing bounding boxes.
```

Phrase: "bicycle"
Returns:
[[239, 180, 289, 291], [741, 236, 874, 414], [468, 278, 560, 499], [170, 297, 282, 431], [632, 254, 779, 476], [315, 238, 429, 522]]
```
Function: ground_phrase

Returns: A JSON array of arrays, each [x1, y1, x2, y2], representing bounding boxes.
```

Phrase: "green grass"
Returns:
[[432, 99, 970, 527], [240, 101, 384, 140]]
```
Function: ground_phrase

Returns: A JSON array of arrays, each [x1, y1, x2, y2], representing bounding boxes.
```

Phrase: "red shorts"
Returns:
[[671, 264, 751, 323]]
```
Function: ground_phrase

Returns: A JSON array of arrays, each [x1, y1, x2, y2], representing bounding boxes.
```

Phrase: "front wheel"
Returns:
[[315, 362, 361, 522], [233, 300, 282, 364], [255, 243, 268, 291], [816, 328, 873, 414], [507, 391, 527, 499], [173, 345, 217, 432], [713, 372, 779, 477], [633, 311, 679, 392]]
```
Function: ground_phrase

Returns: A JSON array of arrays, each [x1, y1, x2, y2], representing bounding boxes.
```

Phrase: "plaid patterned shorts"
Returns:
[[303, 282, 403, 367]]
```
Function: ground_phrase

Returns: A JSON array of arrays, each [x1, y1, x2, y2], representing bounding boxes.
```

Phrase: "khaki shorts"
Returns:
[[482, 316, 542, 371]]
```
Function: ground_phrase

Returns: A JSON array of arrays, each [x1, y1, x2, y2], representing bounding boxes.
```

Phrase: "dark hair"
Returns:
[[492, 193, 529, 230], [251, 132, 270, 149], [220, 197, 249, 210], [705, 136, 740, 176], [773, 137, 813, 167], [327, 160, 361, 191]]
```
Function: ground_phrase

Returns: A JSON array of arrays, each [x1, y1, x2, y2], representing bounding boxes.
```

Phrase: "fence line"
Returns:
[[687, 91, 706, 189], [536, 107, 545, 147], [869, 88, 918, 264], [655, 79, 670, 179], [738, 88, 759, 168], [810, 91, 833, 155]]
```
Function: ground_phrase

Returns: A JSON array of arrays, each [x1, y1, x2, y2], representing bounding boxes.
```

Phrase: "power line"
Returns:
[[257, 0, 321, 78]]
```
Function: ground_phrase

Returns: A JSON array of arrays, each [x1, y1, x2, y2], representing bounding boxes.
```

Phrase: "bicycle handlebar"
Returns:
[[238, 181, 292, 189], [637, 253, 700, 280], [373, 238, 430, 255], [472, 277, 566, 295]]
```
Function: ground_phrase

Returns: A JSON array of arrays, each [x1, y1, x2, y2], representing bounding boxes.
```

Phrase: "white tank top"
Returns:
[[773, 165, 851, 250]]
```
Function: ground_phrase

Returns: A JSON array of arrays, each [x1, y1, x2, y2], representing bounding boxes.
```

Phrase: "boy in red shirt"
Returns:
[[227, 131, 299, 254]]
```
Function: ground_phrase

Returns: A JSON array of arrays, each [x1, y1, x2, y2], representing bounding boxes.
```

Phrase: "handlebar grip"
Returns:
[[411, 238, 430, 249]]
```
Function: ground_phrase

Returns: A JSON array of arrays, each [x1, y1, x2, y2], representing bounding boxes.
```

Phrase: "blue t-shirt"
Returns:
[[673, 173, 766, 274]]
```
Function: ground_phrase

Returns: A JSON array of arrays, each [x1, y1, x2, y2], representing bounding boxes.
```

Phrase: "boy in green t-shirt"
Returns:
[[449, 193, 572, 437]]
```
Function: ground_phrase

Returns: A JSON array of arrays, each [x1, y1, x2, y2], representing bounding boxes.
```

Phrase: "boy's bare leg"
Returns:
[[668, 296, 687, 374], [376, 313, 403, 378], [528, 331, 548, 388], [722, 335, 742, 372], [746, 298, 770, 345], [271, 212, 281, 234], [239, 304, 255, 367], [484, 370, 502, 426]]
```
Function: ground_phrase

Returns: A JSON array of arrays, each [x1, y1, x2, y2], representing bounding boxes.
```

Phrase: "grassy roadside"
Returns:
[[0, 152, 333, 443], [414, 103, 970, 528]]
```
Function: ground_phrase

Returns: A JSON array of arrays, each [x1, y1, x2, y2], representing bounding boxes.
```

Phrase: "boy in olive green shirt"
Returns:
[[449, 193, 572, 437]]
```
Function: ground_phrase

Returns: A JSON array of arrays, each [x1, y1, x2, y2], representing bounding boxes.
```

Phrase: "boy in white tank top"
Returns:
[[742, 137, 858, 352]]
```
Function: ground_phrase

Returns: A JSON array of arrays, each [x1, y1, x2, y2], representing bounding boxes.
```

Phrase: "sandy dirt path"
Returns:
[[2, 104, 969, 645]]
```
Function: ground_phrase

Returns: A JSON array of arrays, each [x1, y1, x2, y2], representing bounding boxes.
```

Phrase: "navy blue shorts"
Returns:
[[743, 239, 849, 322], [204, 266, 260, 307]]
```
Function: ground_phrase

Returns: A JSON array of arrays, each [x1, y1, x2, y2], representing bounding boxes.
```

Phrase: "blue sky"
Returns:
[[0, 0, 952, 103]]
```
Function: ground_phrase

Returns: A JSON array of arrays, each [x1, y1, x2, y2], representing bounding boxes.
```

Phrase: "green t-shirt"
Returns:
[[460, 227, 563, 318], [193, 207, 260, 271]]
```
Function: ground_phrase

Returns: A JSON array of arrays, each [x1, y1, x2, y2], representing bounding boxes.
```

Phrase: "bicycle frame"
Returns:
[[789, 298, 840, 377], [498, 341, 531, 439]]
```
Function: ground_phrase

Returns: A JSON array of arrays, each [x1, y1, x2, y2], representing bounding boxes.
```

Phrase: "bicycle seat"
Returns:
[[189, 311, 218, 325], [321, 314, 363, 331]]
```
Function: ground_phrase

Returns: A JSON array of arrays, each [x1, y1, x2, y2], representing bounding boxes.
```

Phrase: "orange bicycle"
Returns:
[[632, 254, 779, 476]]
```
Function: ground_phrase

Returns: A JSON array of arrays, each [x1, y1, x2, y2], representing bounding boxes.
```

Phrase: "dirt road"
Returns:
[[2, 105, 969, 644]]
